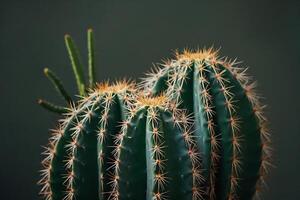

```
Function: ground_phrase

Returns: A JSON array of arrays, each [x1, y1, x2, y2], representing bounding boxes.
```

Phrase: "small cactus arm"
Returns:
[[141, 48, 272, 200], [39, 81, 137, 200], [111, 95, 205, 200], [38, 29, 95, 114]]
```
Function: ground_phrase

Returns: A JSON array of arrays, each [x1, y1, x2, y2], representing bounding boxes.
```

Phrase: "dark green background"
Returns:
[[1, 0, 299, 199]]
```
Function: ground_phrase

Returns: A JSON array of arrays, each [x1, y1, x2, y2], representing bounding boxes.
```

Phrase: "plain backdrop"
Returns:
[[1, 0, 299, 199]]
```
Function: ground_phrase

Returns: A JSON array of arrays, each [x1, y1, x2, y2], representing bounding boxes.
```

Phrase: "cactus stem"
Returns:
[[43, 68, 73, 103], [65, 34, 86, 96], [87, 29, 95, 88], [38, 99, 69, 114]]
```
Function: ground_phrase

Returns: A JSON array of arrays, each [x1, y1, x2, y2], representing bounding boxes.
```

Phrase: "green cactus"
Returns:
[[38, 29, 138, 200], [39, 81, 137, 200], [111, 95, 205, 200], [141, 48, 272, 199], [39, 29, 271, 200]]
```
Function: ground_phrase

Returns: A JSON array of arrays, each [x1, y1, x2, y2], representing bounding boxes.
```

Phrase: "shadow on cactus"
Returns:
[[38, 30, 272, 200]]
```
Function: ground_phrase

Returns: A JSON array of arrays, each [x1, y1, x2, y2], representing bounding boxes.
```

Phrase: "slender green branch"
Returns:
[[38, 99, 69, 114], [44, 68, 73, 103], [64, 34, 86, 96], [87, 29, 95, 87]]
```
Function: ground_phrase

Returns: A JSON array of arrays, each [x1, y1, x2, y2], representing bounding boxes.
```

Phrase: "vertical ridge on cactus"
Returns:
[[140, 48, 272, 200]]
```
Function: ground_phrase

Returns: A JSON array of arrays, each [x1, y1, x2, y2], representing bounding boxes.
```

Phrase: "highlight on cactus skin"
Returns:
[[38, 29, 271, 200], [141, 48, 272, 199]]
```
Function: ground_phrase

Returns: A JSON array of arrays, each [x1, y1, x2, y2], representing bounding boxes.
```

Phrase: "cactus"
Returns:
[[141, 48, 272, 199], [111, 95, 205, 200], [39, 81, 136, 200], [38, 29, 138, 200], [39, 29, 272, 200]]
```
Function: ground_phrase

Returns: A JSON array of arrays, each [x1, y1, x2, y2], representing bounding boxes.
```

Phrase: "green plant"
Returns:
[[38, 30, 138, 200], [111, 95, 204, 200], [141, 48, 271, 199], [39, 29, 271, 200], [38, 29, 96, 114], [39, 81, 136, 200]]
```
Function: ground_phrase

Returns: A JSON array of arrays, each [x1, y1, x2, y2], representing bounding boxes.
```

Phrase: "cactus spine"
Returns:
[[142, 48, 271, 199]]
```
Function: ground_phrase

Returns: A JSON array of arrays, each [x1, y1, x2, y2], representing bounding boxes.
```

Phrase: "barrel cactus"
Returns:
[[38, 29, 137, 200], [141, 48, 272, 199], [111, 95, 204, 200], [40, 80, 137, 200], [38, 29, 271, 200]]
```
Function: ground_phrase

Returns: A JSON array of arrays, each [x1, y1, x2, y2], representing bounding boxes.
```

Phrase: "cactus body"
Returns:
[[39, 29, 271, 200], [112, 96, 204, 200], [142, 49, 271, 200], [39, 82, 136, 200]]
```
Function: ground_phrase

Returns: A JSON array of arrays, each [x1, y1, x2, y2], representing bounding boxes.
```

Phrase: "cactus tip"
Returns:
[[64, 34, 71, 39], [43, 68, 49, 74]]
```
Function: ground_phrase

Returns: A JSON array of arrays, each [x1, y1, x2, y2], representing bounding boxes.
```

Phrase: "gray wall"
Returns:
[[1, 0, 299, 199]]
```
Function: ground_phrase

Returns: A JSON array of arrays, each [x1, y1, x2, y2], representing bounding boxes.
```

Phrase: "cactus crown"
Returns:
[[95, 80, 135, 93], [136, 95, 168, 107], [175, 47, 219, 61]]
